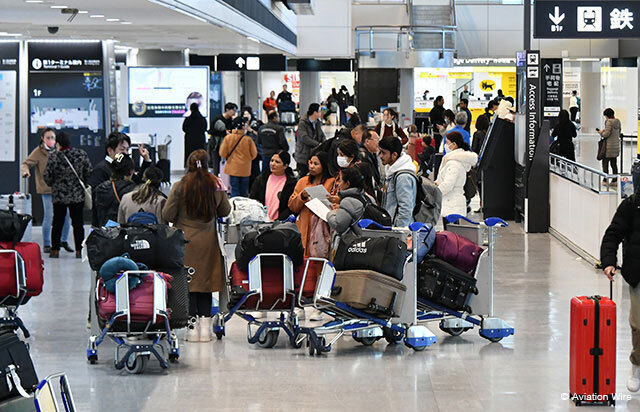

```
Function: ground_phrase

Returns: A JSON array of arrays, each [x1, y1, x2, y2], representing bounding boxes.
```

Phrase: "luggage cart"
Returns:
[[34, 372, 76, 412], [0, 249, 31, 338], [416, 214, 515, 342], [86, 271, 180, 374], [295, 220, 438, 355]]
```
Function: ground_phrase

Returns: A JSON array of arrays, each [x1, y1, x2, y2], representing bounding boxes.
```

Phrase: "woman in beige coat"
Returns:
[[597, 107, 622, 181], [117, 166, 167, 224], [162, 149, 231, 342]]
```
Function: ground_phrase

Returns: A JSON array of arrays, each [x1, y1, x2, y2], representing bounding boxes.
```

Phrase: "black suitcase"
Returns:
[[0, 331, 38, 401], [417, 258, 478, 312], [333, 236, 407, 281]]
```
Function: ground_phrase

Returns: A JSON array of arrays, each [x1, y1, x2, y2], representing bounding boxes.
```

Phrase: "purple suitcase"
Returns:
[[434, 231, 483, 274]]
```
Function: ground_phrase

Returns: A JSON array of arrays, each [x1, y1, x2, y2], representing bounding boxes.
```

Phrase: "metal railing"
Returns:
[[549, 154, 617, 193], [355, 25, 457, 55]]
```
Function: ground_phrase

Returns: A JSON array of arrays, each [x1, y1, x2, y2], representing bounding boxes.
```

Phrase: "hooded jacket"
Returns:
[[383, 153, 417, 227], [295, 115, 325, 164], [436, 148, 478, 218]]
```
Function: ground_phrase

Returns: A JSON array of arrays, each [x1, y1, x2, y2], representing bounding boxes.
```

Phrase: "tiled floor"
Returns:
[[14, 222, 639, 412]]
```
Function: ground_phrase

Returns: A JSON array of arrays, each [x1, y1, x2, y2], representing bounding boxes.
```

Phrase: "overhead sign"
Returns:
[[535, 1, 640, 38], [216, 54, 286, 71], [541, 58, 563, 118], [525, 50, 541, 164]]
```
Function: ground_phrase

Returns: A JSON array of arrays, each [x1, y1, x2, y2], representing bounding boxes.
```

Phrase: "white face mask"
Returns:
[[337, 156, 350, 168]]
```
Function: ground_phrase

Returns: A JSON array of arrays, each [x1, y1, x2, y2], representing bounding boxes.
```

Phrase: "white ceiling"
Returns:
[[0, 0, 283, 54]]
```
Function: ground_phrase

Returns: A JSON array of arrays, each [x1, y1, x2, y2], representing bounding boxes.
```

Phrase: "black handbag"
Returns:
[[463, 171, 477, 200], [333, 236, 407, 281], [597, 138, 607, 161], [0, 210, 31, 246]]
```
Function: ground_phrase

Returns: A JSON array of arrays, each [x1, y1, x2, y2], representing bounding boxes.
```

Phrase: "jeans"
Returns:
[[262, 155, 273, 173], [41, 194, 70, 247], [602, 157, 618, 175], [189, 292, 212, 317], [229, 176, 250, 198], [51, 202, 84, 251]]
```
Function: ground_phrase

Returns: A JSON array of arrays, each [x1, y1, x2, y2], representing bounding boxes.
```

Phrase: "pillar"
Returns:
[[299, 71, 321, 117], [579, 61, 601, 133], [244, 71, 261, 115], [398, 69, 414, 128]]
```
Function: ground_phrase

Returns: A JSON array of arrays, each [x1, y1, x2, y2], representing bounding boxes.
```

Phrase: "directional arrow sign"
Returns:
[[543, 64, 551, 72], [548, 6, 565, 25], [235, 57, 245, 68]]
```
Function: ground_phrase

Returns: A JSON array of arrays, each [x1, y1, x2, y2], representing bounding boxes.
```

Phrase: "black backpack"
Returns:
[[343, 193, 392, 227]]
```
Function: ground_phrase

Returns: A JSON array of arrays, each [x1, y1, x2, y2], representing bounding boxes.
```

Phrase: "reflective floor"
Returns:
[[17, 223, 639, 412]]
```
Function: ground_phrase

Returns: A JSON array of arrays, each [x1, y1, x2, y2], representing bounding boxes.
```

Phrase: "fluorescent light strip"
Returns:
[[28, 39, 101, 43], [120, 22, 132, 25], [247, 36, 260, 44], [106, 18, 120, 22], [25, 1, 44, 3], [50, 5, 67, 8], [78, 10, 88, 14], [89, 14, 104, 18]]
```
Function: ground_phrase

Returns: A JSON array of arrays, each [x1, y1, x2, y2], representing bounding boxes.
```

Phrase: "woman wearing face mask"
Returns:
[[326, 167, 372, 237], [330, 139, 361, 202], [21, 128, 73, 254], [437, 109, 456, 137], [250, 150, 297, 221], [288, 152, 335, 257], [435, 131, 478, 227]]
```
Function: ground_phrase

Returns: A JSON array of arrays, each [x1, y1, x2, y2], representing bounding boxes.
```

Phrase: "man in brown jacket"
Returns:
[[219, 116, 258, 197], [21, 128, 72, 254]]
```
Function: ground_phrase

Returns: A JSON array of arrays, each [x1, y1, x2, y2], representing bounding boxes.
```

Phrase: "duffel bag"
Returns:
[[0, 242, 44, 300], [333, 236, 407, 281], [235, 222, 304, 271], [0, 330, 38, 401], [86, 224, 186, 271], [434, 231, 483, 274], [97, 272, 173, 323], [0, 209, 31, 246]]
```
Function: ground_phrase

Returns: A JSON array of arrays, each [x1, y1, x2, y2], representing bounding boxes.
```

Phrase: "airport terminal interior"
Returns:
[[2, 0, 640, 411]]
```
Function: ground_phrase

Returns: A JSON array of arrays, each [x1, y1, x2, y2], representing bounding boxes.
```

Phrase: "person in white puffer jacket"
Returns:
[[436, 131, 478, 225]]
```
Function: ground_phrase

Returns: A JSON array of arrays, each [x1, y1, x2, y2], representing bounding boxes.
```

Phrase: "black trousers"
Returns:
[[602, 157, 618, 175], [433, 133, 443, 152], [207, 138, 221, 175], [189, 292, 212, 317], [51, 202, 84, 251], [570, 107, 579, 121]]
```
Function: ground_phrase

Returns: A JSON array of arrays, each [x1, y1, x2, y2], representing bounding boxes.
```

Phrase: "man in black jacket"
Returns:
[[257, 111, 289, 172], [601, 193, 640, 392], [87, 132, 152, 190], [208, 102, 237, 174], [429, 96, 445, 150]]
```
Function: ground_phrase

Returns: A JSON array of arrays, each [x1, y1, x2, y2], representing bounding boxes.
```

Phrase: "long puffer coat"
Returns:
[[435, 148, 478, 219]]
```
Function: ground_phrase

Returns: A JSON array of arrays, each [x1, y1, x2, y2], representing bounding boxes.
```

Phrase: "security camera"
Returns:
[[47, 26, 59, 34]]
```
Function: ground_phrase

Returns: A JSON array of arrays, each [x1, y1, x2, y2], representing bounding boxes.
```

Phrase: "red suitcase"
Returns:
[[229, 258, 322, 310], [570, 293, 616, 406], [97, 272, 172, 324], [0, 242, 44, 299]]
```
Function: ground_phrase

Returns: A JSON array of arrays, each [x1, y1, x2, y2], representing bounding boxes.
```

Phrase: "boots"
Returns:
[[185, 317, 200, 342], [199, 316, 212, 342]]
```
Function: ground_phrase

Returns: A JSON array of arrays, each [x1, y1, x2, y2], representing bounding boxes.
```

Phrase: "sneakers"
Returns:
[[185, 317, 200, 342], [61, 242, 74, 253], [199, 316, 212, 342], [628, 364, 640, 392]]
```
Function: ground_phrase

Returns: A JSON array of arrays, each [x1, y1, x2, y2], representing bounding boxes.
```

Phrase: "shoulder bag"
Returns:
[[62, 153, 92, 210]]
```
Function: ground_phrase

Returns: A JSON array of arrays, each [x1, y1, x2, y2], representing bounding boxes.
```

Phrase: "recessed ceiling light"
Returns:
[[89, 14, 104, 18], [0, 33, 21, 36], [50, 5, 67, 8], [120, 22, 132, 25], [106, 18, 120, 22], [78, 10, 88, 14]]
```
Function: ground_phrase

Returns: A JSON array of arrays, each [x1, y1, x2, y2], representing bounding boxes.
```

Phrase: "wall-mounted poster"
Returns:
[[0, 42, 19, 194]]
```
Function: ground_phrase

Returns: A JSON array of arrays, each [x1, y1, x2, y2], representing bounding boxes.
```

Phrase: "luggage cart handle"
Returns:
[[0, 250, 27, 299], [408, 222, 431, 232], [445, 214, 479, 225], [484, 217, 509, 228], [357, 219, 392, 230]]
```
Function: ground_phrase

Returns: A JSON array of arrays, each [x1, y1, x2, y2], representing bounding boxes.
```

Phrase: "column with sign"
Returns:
[[0, 42, 20, 194], [526, 51, 541, 165], [542, 58, 563, 127]]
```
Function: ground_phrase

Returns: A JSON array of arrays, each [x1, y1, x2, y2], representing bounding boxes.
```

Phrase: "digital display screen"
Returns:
[[128, 67, 209, 118]]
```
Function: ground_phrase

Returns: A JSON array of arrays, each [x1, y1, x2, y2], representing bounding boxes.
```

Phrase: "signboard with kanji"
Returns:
[[541, 58, 563, 119], [535, 1, 640, 38]]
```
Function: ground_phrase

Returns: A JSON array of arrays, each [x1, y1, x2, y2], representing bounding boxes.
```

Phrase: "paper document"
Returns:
[[305, 198, 332, 222], [304, 185, 332, 207]]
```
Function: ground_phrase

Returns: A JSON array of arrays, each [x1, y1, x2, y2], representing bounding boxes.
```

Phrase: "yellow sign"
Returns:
[[449, 72, 472, 79], [480, 79, 497, 92], [419, 72, 444, 78]]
